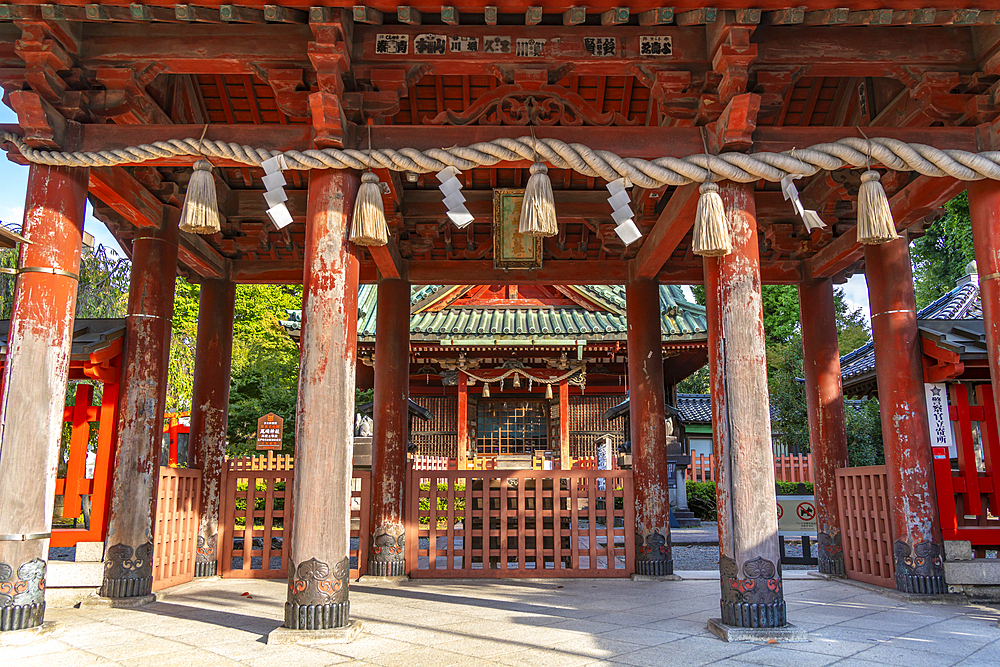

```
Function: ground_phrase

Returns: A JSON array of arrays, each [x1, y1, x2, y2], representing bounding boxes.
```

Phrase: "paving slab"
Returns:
[[2, 576, 997, 666]]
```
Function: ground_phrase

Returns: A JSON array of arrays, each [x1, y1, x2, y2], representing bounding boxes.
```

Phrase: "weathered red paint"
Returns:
[[104, 205, 180, 598], [457, 371, 468, 470], [559, 379, 571, 470], [188, 278, 237, 577], [798, 277, 848, 577], [704, 182, 784, 626], [0, 164, 86, 629], [967, 181, 1000, 438], [286, 169, 360, 625], [625, 278, 672, 575], [864, 234, 945, 593], [369, 276, 411, 575]]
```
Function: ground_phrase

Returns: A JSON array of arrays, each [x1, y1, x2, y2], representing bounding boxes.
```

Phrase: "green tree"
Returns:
[[910, 192, 975, 310]]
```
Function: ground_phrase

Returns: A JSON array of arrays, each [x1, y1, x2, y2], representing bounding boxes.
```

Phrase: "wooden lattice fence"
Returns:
[[836, 466, 895, 588], [152, 466, 202, 591]]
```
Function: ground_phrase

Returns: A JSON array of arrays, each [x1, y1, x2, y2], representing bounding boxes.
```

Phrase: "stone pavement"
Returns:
[[2, 576, 1000, 667]]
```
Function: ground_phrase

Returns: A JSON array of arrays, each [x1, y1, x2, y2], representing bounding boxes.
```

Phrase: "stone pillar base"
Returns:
[[100, 577, 153, 599], [0, 602, 44, 632], [896, 572, 947, 595], [268, 620, 362, 645], [194, 561, 217, 578], [285, 600, 350, 630], [818, 557, 846, 578], [367, 560, 405, 577], [708, 618, 807, 643], [720, 601, 786, 629], [635, 559, 673, 576], [82, 594, 156, 609]]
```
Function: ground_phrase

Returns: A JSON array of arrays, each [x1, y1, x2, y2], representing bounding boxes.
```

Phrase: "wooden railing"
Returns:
[[836, 466, 895, 588], [152, 466, 202, 592], [405, 468, 635, 578], [933, 383, 1000, 552], [687, 453, 813, 484], [52, 382, 120, 547], [412, 455, 454, 470], [218, 456, 370, 579]]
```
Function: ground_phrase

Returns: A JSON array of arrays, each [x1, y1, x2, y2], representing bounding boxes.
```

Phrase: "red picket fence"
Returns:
[[687, 453, 813, 484], [405, 468, 635, 578], [218, 456, 371, 579], [152, 467, 202, 591], [412, 455, 455, 471], [836, 466, 895, 588], [932, 383, 1000, 553]]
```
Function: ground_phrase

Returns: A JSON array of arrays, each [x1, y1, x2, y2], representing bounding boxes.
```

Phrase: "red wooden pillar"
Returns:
[[189, 278, 237, 578], [705, 182, 785, 628], [967, 181, 1000, 437], [0, 165, 86, 631], [103, 206, 180, 600], [798, 277, 848, 577], [625, 278, 672, 576], [285, 170, 360, 630], [369, 276, 410, 576], [559, 379, 570, 469], [864, 234, 945, 594], [457, 372, 468, 469]]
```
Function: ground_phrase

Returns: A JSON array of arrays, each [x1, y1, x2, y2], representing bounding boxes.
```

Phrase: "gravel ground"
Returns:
[[673, 541, 816, 571]]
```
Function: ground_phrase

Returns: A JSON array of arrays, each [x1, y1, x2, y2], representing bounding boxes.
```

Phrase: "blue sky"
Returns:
[[0, 103, 872, 321]]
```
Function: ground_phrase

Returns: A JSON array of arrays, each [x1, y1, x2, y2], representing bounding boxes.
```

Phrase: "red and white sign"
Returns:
[[777, 495, 817, 536]]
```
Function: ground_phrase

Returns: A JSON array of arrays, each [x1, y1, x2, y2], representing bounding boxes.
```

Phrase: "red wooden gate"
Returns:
[[218, 456, 371, 579], [932, 383, 1000, 553], [405, 468, 635, 578], [836, 466, 895, 588], [152, 466, 202, 591]]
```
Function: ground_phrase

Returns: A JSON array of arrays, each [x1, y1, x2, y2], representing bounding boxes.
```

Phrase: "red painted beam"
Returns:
[[368, 238, 405, 281], [631, 183, 699, 280], [807, 175, 965, 280], [89, 167, 164, 228]]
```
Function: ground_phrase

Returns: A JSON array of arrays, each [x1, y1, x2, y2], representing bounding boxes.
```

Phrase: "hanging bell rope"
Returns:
[[854, 132, 899, 245], [519, 125, 558, 238], [350, 171, 389, 247], [691, 130, 732, 257], [178, 159, 221, 235]]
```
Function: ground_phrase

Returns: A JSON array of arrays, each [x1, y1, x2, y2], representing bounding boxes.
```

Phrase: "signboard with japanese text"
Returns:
[[924, 383, 957, 458], [777, 495, 816, 536], [256, 413, 284, 450]]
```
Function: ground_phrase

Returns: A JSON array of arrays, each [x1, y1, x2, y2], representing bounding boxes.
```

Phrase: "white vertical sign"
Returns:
[[924, 383, 957, 458]]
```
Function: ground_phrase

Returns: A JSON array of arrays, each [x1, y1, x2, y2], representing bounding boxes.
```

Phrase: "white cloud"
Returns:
[[840, 274, 871, 324]]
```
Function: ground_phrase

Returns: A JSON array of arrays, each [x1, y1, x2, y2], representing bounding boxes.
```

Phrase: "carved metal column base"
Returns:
[[195, 534, 218, 577], [101, 543, 153, 599], [286, 557, 350, 630], [635, 530, 672, 576], [894, 540, 946, 594], [285, 600, 350, 630], [0, 601, 44, 631], [367, 560, 405, 577], [0, 558, 46, 631], [817, 532, 846, 577], [720, 556, 786, 629], [635, 559, 674, 576], [194, 561, 217, 578], [369, 529, 404, 577]]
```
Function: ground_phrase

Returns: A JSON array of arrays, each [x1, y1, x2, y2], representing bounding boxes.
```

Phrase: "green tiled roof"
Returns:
[[281, 284, 707, 343]]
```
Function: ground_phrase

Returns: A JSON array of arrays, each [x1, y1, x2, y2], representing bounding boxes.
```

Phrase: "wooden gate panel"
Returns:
[[152, 466, 202, 591], [836, 466, 894, 588], [219, 456, 370, 579], [406, 468, 634, 578]]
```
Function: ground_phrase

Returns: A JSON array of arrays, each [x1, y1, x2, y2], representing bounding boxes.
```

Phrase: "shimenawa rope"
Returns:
[[4, 130, 1000, 188]]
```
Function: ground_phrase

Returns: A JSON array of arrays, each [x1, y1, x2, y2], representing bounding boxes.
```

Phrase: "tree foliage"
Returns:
[[910, 193, 975, 310]]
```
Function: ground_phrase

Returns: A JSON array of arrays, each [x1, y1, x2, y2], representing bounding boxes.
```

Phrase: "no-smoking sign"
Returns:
[[796, 501, 815, 521]]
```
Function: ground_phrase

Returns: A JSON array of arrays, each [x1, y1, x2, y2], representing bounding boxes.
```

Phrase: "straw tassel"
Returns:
[[856, 170, 898, 245], [545, 384, 553, 400], [692, 182, 732, 257], [178, 159, 221, 235], [519, 162, 558, 237], [350, 172, 389, 247], [482, 383, 490, 398]]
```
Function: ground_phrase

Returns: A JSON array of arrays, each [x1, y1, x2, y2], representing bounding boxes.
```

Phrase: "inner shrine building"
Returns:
[[2, 0, 1000, 641]]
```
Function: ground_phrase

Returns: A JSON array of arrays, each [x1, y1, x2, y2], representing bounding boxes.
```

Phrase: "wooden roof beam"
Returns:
[[631, 184, 699, 280], [368, 238, 406, 281]]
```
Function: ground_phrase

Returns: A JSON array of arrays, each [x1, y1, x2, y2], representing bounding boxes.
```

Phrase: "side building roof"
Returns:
[[281, 284, 707, 344]]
